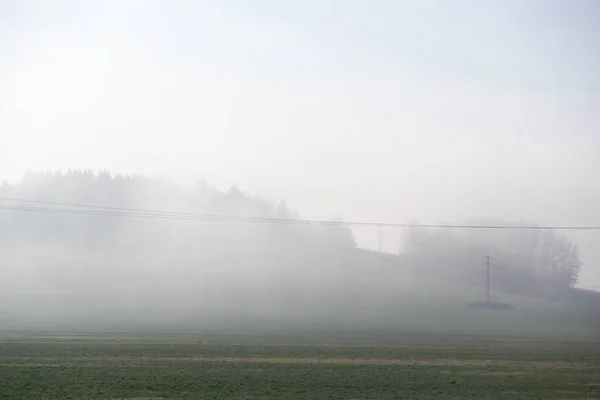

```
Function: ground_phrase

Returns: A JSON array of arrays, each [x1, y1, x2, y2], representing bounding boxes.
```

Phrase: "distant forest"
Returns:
[[0, 170, 356, 249], [404, 221, 583, 298], [0, 170, 587, 303]]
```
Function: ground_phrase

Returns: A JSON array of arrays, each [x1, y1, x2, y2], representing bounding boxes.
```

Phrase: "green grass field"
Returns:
[[1, 331, 599, 399], [1, 253, 599, 399]]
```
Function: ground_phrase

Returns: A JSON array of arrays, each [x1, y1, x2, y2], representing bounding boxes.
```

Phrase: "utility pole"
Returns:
[[398, 226, 404, 255], [485, 255, 491, 303]]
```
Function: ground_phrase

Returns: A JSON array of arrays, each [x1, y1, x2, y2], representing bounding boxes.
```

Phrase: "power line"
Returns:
[[1, 197, 600, 230], [0, 197, 277, 220], [0, 205, 328, 225]]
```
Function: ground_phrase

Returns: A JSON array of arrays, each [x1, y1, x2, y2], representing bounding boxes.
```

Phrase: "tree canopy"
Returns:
[[0, 170, 356, 249], [403, 221, 582, 297]]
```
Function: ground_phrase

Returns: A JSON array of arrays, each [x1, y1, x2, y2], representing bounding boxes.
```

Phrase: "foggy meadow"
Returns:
[[0, 171, 597, 337], [2, 1, 600, 398]]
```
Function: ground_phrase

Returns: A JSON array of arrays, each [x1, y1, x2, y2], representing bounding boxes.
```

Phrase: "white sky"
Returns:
[[1, 0, 599, 287]]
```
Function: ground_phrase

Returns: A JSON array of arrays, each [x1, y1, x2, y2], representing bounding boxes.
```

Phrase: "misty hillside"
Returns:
[[0, 171, 363, 327], [0, 170, 355, 248], [0, 171, 598, 334]]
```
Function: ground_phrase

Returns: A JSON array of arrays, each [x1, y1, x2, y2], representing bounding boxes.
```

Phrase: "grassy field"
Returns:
[[0, 331, 599, 399], [1, 256, 599, 399]]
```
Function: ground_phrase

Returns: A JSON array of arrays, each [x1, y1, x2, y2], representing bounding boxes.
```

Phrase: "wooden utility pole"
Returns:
[[485, 256, 491, 303]]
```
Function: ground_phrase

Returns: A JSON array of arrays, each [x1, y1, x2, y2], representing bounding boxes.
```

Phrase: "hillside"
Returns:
[[0, 170, 355, 248], [0, 171, 598, 336], [1, 241, 598, 337]]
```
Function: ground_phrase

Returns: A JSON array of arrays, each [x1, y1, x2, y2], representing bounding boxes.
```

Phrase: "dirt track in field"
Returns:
[[0, 356, 595, 369]]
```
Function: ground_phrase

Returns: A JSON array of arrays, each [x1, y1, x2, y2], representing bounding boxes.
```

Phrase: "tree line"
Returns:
[[403, 220, 582, 298], [0, 170, 356, 249]]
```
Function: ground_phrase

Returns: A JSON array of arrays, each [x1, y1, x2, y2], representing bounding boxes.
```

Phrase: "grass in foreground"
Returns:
[[0, 333, 599, 399]]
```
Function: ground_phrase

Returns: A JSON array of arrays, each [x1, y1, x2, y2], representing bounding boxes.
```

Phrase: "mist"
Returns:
[[0, 172, 597, 337], [1, 0, 599, 336]]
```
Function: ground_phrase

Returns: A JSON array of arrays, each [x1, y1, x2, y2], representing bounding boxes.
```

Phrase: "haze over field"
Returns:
[[1, 0, 599, 299], [0, 172, 597, 335]]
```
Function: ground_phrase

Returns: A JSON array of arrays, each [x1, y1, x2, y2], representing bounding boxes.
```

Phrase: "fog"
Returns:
[[0, 1, 599, 333], [0, 173, 598, 335]]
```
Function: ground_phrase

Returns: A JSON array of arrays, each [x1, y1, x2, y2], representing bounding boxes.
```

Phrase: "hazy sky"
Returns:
[[1, 0, 599, 286]]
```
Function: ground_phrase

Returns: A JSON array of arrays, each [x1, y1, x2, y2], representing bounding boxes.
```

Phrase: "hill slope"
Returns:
[[0, 172, 598, 336]]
